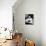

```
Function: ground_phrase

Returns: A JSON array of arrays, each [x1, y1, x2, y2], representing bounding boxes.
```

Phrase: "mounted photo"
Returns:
[[25, 14, 34, 25]]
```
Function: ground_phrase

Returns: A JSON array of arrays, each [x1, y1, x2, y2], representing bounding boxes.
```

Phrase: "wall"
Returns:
[[41, 0, 46, 46], [0, 0, 16, 30], [13, 0, 41, 46]]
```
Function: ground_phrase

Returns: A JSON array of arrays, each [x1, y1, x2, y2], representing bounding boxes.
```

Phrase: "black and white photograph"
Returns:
[[25, 14, 34, 25]]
